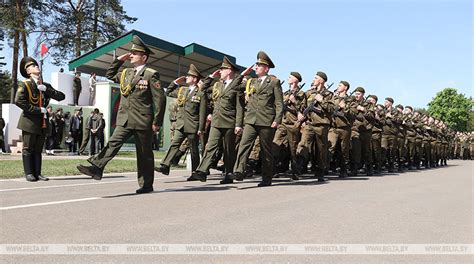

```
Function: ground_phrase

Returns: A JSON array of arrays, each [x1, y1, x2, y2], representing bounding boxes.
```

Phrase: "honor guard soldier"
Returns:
[[231, 51, 284, 187], [190, 56, 245, 183], [16, 57, 65, 181], [77, 35, 166, 194], [155, 64, 211, 178]]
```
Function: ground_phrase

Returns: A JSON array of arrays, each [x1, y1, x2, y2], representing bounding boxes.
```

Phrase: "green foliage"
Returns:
[[0, 70, 12, 104], [36, 0, 137, 65], [427, 88, 473, 131]]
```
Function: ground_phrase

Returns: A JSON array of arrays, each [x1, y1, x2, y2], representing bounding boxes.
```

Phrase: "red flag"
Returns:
[[40, 43, 48, 57]]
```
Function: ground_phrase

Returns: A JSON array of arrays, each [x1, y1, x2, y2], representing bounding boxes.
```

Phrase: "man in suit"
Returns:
[[155, 64, 211, 177], [69, 108, 83, 154], [190, 56, 244, 183], [77, 35, 166, 194], [230, 51, 284, 187], [15, 57, 65, 181]]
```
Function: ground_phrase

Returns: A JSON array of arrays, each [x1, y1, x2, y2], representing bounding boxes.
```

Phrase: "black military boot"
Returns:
[[190, 170, 207, 182], [22, 153, 37, 182], [77, 164, 103, 180], [366, 163, 373, 176], [34, 152, 49, 181], [154, 164, 170, 175]]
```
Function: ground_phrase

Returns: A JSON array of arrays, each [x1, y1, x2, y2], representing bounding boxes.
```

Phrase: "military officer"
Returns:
[[296, 71, 335, 181], [155, 64, 211, 178], [77, 35, 166, 194], [230, 51, 284, 187], [16, 56, 65, 181], [328, 80, 356, 178], [190, 56, 244, 183]]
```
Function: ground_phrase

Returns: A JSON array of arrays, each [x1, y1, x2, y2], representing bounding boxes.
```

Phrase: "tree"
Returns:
[[36, 0, 137, 65], [0, 70, 13, 105], [0, 0, 40, 102], [427, 88, 473, 131]]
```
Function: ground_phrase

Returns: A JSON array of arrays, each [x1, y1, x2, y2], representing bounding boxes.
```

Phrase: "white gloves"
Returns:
[[40, 107, 47, 114], [37, 84, 47, 92]]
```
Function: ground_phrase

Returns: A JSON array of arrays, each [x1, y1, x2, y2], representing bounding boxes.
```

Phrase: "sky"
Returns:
[[2, 0, 472, 108]]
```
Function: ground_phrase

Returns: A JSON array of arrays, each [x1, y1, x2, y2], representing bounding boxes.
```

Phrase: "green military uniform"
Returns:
[[83, 36, 166, 191], [296, 71, 335, 180], [160, 64, 210, 173], [421, 119, 432, 168], [193, 57, 244, 181], [168, 100, 189, 164], [328, 81, 356, 177], [350, 87, 374, 176], [395, 105, 407, 171], [232, 51, 284, 187], [16, 57, 65, 181], [402, 107, 418, 170], [371, 102, 385, 173], [273, 72, 306, 178], [381, 98, 400, 172]]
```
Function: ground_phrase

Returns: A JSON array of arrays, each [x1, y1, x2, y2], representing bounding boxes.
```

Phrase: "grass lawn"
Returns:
[[0, 151, 185, 179]]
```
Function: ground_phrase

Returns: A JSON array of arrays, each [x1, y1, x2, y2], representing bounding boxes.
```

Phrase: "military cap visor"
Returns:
[[20, 57, 39, 78], [256, 51, 275, 68], [385, 97, 394, 104], [220, 56, 239, 71], [187, 64, 203, 79], [130, 35, 154, 55]]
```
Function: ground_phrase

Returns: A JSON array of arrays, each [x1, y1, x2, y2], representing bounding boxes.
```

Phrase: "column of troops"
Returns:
[[155, 51, 470, 187]]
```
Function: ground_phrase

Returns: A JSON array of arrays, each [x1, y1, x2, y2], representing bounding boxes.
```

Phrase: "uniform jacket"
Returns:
[[15, 78, 65, 134], [106, 59, 166, 130]]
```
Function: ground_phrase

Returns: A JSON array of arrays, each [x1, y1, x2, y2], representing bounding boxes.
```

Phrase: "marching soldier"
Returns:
[[296, 71, 335, 181], [16, 56, 65, 181], [328, 81, 356, 178], [395, 104, 407, 171], [77, 35, 166, 194], [190, 56, 244, 183], [230, 51, 284, 187], [402, 106, 418, 170], [351, 87, 374, 176], [381, 97, 400, 172], [273, 72, 306, 179], [367, 96, 384, 174], [155, 64, 211, 178], [413, 111, 424, 169]]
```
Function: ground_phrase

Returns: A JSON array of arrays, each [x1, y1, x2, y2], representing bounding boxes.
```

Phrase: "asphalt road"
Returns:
[[1, 159, 472, 263]]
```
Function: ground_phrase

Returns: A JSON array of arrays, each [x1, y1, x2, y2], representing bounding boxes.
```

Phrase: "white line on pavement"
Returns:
[[0, 197, 101, 211], [0, 174, 189, 192], [0, 180, 136, 192]]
